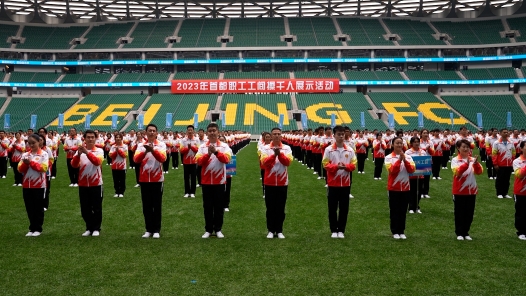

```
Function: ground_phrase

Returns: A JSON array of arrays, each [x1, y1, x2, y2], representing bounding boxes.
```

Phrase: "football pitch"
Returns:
[[0, 143, 524, 295]]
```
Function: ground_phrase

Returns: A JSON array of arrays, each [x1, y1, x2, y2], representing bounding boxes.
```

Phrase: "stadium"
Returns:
[[1, 0, 526, 294]]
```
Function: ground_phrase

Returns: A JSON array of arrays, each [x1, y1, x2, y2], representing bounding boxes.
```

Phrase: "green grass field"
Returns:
[[1, 143, 525, 295]]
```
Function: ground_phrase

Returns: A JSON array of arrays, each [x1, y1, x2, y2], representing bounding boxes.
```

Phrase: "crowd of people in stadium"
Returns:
[[1, 124, 525, 242]]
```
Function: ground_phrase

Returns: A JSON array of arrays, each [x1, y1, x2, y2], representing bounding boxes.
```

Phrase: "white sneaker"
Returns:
[[224, 208, 230, 212], [216, 231, 224, 238], [92, 231, 100, 237], [165, 171, 168, 174], [424, 195, 430, 198], [69, 183, 74, 187], [505, 195, 513, 199], [417, 209, 422, 214], [349, 194, 354, 198], [313, 172, 317, 174], [432, 177, 437, 180], [409, 210, 415, 214], [142, 232, 151, 238], [317, 176, 322, 180], [17, 184, 22, 186], [331, 232, 338, 238], [1, 176, 5, 178], [457, 236, 464, 241], [437, 177, 442, 180], [393, 234, 400, 239], [337, 232, 345, 238], [277, 233, 285, 239], [489, 177, 494, 180], [518, 234, 526, 240], [129, 167, 133, 169], [153, 233, 160, 239], [175, 167, 178, 170], [134, 184, 140, 188], [44, 208, 47, 212], [202, 232, 211, 238], [32, 231, 41, 237], [464, 236, 472, 241], [399, 234, 407, 239], [12, 184, 17, 186], [190, 194, 195, 198], [184, 194, 190, 198], [26, 232, 33, 237], [119, 194, 124, 198], [374, 178, 378, 180], [324, 184, 328, 187], [497, 195, 504, 199], [361, 171, 365, 174], [259, 178, 262, 180], [378, 178, 381, 180], [82, 231, 91, 237], [196, 184, 200, 188], [172, 167, 175, 169], [114, 194, 119, 197], [73, 184, 78, 187], [262, 195, 265, 199], [420, 194, 424, 198], [267, 232, 274, 238]]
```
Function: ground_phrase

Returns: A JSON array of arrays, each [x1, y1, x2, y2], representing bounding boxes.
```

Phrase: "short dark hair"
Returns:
[[84, 129, 97, 138], [325, 126, 332, 131], [500, 128, 508, 132], [186, 125, 195, 130], [333, 125, 345, 134], [409, 136, 420, 144], [38, 127, 47, 134], [146, 124, 158, 131], [207, 123, 219, 131], [520, 141, 526, 149], [391, 137, 403, 146], [456, 139, 472, 150], [271, 127, 282, 133]]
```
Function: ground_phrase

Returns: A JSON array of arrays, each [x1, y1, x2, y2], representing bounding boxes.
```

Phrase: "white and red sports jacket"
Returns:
[[179, 136, 199, 165], [18, 149, 49, 188], [110, 144, 128, 170], [133, 140, 167, 182], [451, 155, 483, 195], [385, 153, 416, 192], [0, 137, 10, 157], [71, 147, 104, 187], [64, 136, 82, 159], [513, 155, 526, 195], [9, 140, 25, 162], [322, 143, 357, 187], [492, 139, 516, 167], [260, 142, 293, 186], [373, 139, 386, 159], [195, 140, 232, 185]]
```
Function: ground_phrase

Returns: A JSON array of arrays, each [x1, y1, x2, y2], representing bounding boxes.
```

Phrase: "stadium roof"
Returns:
[[0, 0, 523, 22]]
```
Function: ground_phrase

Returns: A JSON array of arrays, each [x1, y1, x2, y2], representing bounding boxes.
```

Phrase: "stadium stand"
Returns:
[[0, 97, 78, 131], [227, 18, 286, 47], [172, 94, 217, 129], [337, 18, 393, 46], [344, 71, 404, 81], [383, 19, 444, 45], [430, 20, 507, 45], [223, 72, 290, 79], [507, 17, 526, 43], [17, 26, 86, 49], [441, 95, 526, 129], [0, 24, 19, 48], [221, 94, 257, 132], [76, 22, 135, 49], [9, 72, 59, 83], [173, 19, 225, 48], [173, 72, 220, 80], [461, 67, 517, 80], [405, 71, 462, 80], [288, 17, 341, 46], [124, 20, 178, 48], [294, 71, 342, 79], [113, 73, 171, 83], [61, 73, 112, 83]]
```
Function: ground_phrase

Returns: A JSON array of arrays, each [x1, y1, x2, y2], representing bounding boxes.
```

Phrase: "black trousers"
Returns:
[[105, 150, 112, 165], [327, 186, 351, 233], [408, 178, 424, 211], [261, 169, 265, 195], [23, 188, 45, 232], [313, 153, 322, 175], [128, 150, 135, 168], [264, 185, 288, 233], [202, 184, 225, 233], [432, 156, 442, 178], [112, 169, 126, 195], [374, 158, 384, 178], [515, 195, 526, 236], [134, 164, 140, 185], [486, 157, 497, 178], [44, 177, 51, 209], [12, 161, 22, 184], [479, 148, 487, 162], [67, 158, 79, 184], [140, 182, 163, 233], [422, 175, 430, 195], [51, 157, 57, 177], [495, 166, 513, 196], [171, 152, 179, 168], [224, 177, 232, 208], [357, 153, 367, 172], [162, 153, 171, 172], [306, 150, 313, 169], [0, 156, 7, 177], [388, 190, 409, 235], [441, 150, 450, 167], [453, 194, 476, 237], [79, 185, 103, 232], [197, 165, 202, 185], [183, 164, 197, 194]]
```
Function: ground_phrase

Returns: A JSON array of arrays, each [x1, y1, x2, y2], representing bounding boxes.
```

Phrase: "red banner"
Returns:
[[171, 79, 340, 94]]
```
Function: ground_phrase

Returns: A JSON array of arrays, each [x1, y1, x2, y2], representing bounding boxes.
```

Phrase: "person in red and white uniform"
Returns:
[[311, 127, 324, 179], [512, 141, 526, 240], [355, 130, 369, 174], [0, 130, 10, 178], [441, 129, 452, 169], [110, 133, 128, 198], [38, 128, 55, 212], [510, 129, 521, 159], [492, 128, 516, 199], [104, 133, 114, 166], [195, 123, 232, 239], [179, 125, 200, 198], [9, 131, 25, 186], [258, 132, 272, 198], [171, 131, 180, 170], [71, 130, 104, 237], [18, 133, 49, 237], [405, 137, 426, 214], [322, 125, 356, 238], [161, 131, 173, 174], [64, 128, 82, 187], [373, 133, 386, 180], [430, 129, 445, 180], [451, 139, 483, 241], [385, 137, 416, 239], [485, 128, 499, 180], [419, 129, 435, 198], [134, 124, 167, 239], [260, 127, 293, 239]]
